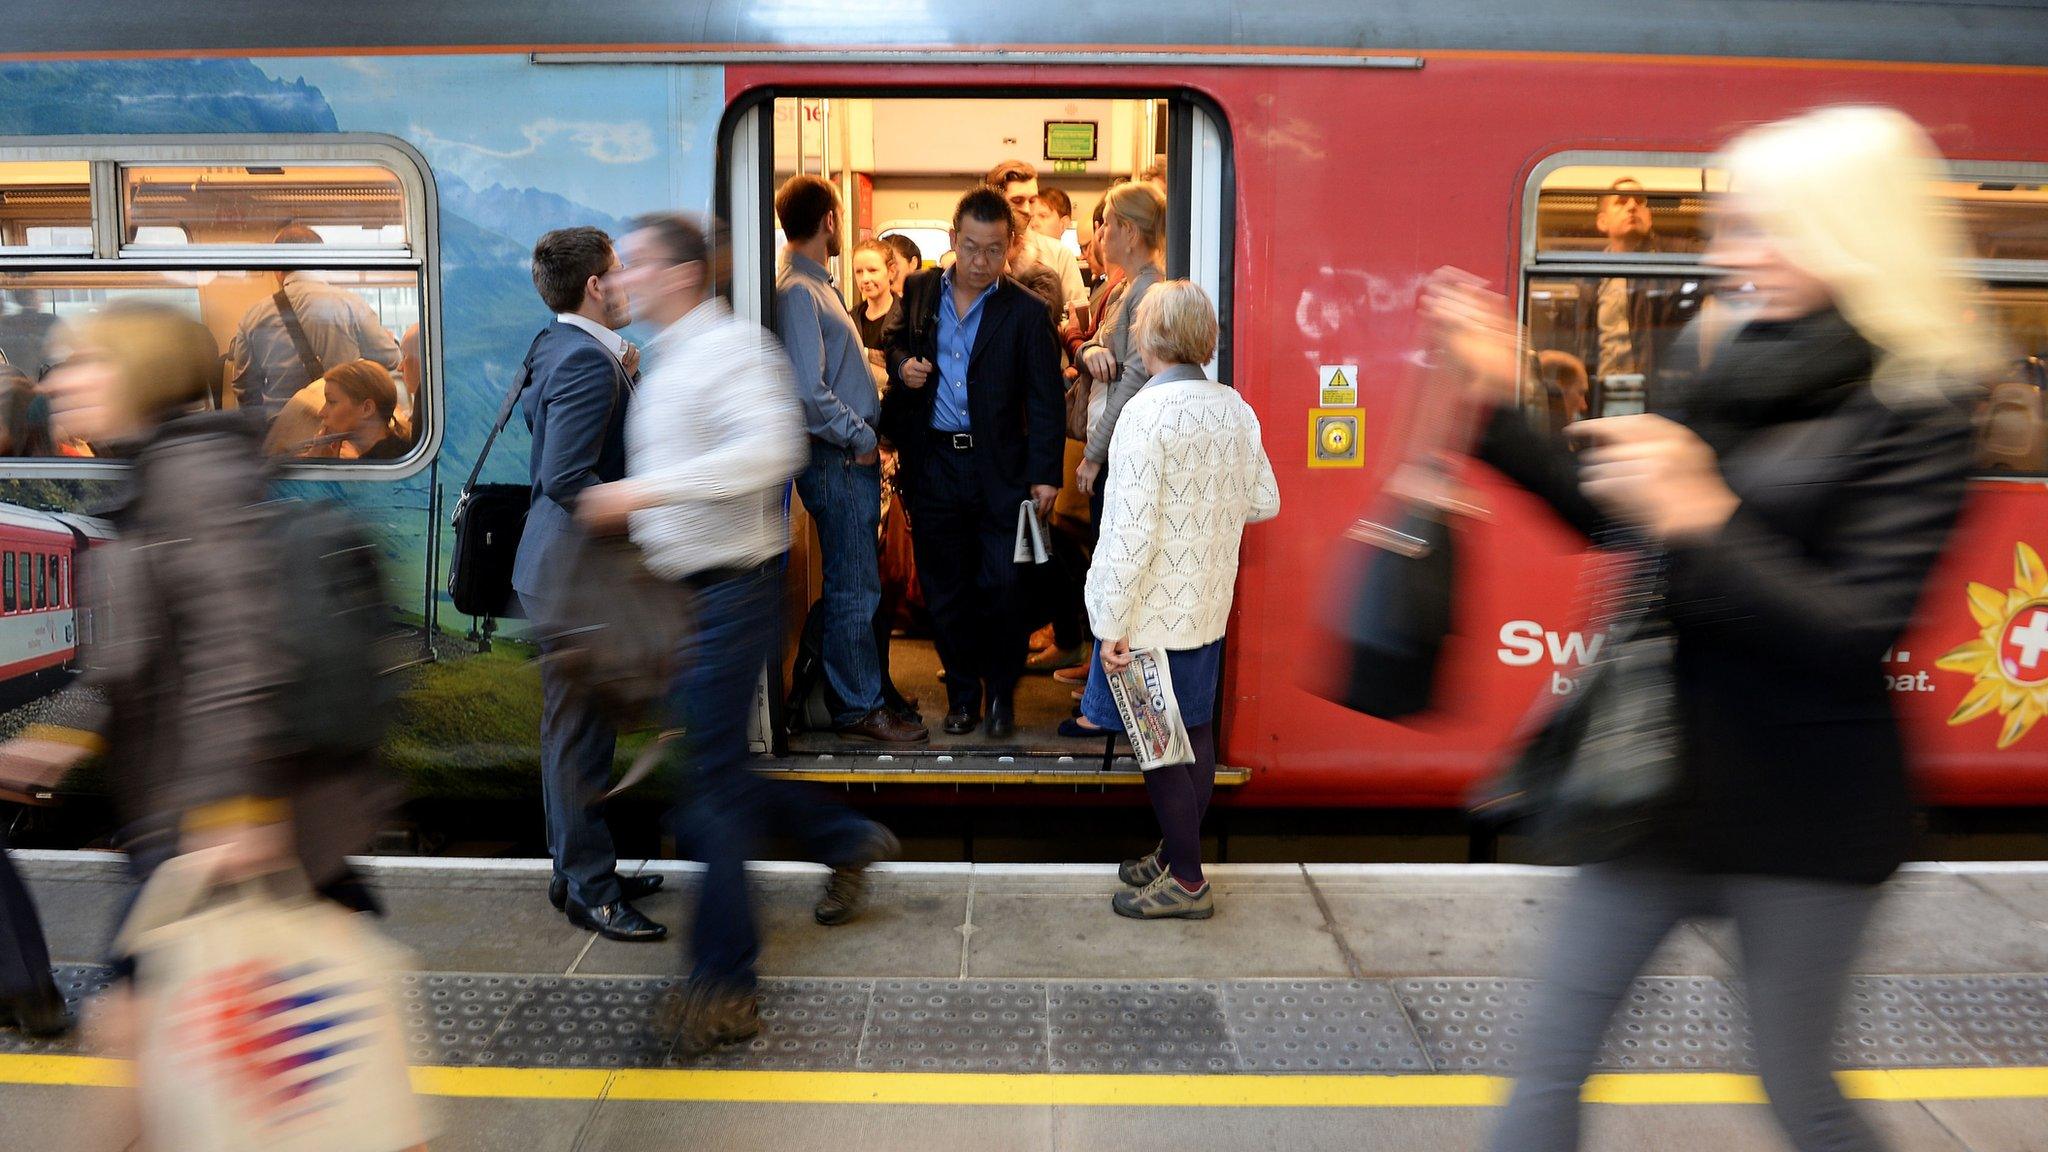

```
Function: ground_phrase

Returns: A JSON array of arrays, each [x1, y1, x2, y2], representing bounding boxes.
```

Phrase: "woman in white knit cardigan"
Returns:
[[1074, 280, 1280, 920]]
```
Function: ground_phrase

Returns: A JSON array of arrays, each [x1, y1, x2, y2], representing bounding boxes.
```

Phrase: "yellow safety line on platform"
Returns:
[[6, 1055, 2048, 1107]]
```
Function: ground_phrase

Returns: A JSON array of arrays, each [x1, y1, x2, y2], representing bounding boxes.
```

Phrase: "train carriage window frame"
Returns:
[[1519, 150, 2048, 482], [0, 135, 441, 480]]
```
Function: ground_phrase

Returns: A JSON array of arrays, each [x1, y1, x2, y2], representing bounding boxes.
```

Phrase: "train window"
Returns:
[[4, 553, 15, 614], [1524, 155, 2048, 476], [0, 139, 435, 477], [34, 554, 45, 610], [121, 166, 408, 251], [0, 162, 92, 254]]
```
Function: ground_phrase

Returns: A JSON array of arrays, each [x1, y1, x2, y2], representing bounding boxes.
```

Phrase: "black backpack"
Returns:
[[266, 497, 401, 761]]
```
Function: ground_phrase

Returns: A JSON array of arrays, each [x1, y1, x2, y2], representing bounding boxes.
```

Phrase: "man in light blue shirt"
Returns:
[[774, 175, 926, 744]]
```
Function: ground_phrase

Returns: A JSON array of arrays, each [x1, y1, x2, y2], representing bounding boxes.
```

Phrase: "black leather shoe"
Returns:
[[2, 985, 73, 1038], [551, 873, 665, 912], [566, 899, 668, 942], [985, 698, 1016, 739], [942, 705, 980, 735]]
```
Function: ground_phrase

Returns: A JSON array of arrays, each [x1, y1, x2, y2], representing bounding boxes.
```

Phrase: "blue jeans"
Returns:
[[667, 560, 877, 991], [794, 445, 884, 725]]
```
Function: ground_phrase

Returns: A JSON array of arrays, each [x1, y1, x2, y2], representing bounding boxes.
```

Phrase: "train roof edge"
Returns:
[[0, 1, 2044, 69]]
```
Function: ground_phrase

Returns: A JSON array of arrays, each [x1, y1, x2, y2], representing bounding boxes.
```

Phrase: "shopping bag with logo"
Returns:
[[119, 848, 428, 1152]]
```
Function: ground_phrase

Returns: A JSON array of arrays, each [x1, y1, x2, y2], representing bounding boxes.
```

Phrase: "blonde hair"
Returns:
[[1103, 181, 1168, 259], [72, 300, 219, 424], [1721, 105, 2003, 401], [1134, 279, 1218, 367]]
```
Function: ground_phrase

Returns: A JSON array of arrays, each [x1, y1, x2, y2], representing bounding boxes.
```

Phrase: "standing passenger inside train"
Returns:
[[880, 187, 1065, 739], [1076, 181, 1169, 502], [1031, 185, 1074, 246], [850, 240, 902, 368], [513, 227, 665, 943], [1579, 178, 1702, 399], [226, 224, 402, 412], [578, 213, 900, 1057], [775, 177, 925, 744], [1428, 106, 1996, 1152], [987, 160, 1087, 307], [1085, 282, 1278, 919], [883, 233, 922, 295]]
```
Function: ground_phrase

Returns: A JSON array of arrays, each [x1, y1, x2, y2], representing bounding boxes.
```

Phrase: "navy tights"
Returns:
[[1143, 723, 1217, 888]]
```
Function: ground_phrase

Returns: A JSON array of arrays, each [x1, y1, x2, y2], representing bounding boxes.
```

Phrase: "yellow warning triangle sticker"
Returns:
[[1327, 369, 1350, 389]]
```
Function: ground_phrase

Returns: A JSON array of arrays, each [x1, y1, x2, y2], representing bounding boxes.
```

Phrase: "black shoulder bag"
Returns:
[[447, 359, 535, 619]]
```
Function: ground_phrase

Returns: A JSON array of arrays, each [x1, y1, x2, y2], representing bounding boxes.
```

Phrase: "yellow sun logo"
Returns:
[[1939, 542, 2048, 749]]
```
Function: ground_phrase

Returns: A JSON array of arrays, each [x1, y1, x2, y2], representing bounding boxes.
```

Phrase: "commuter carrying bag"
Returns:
[[270, 288, 328, 390], [448, 362, 532, 618], [1470, 537, 1679, 863], [524, 526, 693, 729], [121, 848, 427, 1152]]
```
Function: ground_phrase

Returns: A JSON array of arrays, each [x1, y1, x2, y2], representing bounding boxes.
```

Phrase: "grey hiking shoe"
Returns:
[[657, 981, 761, 1058], [816, 823, 901, 926], [1118, 842, 1166, 887], [1111, 871, 1214, 920]]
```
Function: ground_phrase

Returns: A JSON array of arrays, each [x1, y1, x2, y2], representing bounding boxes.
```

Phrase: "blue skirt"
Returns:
[[1080, 638, 1224, 732]]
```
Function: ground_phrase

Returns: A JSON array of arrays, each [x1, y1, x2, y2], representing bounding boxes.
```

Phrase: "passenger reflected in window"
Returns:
[[0, 290, 59, 378], [316, 359, 409, 461], [0, 364, 54, 457], [226, 224, 402, 413], [1534, 350, 1590, 438]]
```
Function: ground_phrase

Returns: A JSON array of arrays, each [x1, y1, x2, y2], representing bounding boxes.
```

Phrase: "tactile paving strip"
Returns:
[[1393, 978, 1533, 1073], [0, 963, 111, 1055], [491, 976, 676, 1069], [401, 973, 532, 1066], [672, 978, 872, 1071], [859, 980, 1048, 1073], [1828, 978, 1990, 1068], [1901, 976, 2048, 1066], [1049, 982, 1240, 1073], [1226, 980, 1431, 1072], [1600, 978, 1754, 1072]]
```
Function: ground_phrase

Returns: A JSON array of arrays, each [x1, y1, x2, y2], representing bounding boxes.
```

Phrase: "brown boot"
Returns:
[[658, 981, 762, 1058], [835, 708, 928, 742]]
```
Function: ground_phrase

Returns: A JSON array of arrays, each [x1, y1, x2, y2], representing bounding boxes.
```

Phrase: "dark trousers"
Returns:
[[669, 560, 876, 992], [908, 443, 1028, 712], [0, 829, 56, 999], [1144, 723, 1218, 887], [529, 591, 623, 908], [1489, 862, 1887, 1152]]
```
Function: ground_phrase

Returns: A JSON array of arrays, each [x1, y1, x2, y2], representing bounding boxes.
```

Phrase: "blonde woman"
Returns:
[[1075, 180, 1169, 498], [1429, 106, 1999, 1152], [1081, 281, 1278, 920]]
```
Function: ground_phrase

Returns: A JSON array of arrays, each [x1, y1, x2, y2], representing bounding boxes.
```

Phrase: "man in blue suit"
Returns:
[[512, 227, 664, 942]]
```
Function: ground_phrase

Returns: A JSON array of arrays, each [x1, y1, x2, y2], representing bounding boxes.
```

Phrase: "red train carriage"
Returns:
[[0, 1, 2044, 811]]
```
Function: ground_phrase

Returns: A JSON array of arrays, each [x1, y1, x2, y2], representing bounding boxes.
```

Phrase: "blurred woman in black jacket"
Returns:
[[1428, 106, 2000, 1152]]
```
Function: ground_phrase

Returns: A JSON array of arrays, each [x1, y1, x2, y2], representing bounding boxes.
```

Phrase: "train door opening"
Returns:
[[723, 91, 1231, 766]]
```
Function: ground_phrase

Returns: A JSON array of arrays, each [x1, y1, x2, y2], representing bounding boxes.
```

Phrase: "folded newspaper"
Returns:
[[1103, 646, 1195, 770], [1013, 499, 1050, 564]]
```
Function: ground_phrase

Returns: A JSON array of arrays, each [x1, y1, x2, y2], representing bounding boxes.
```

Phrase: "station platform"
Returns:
[[5, 852, 2048, 1151]]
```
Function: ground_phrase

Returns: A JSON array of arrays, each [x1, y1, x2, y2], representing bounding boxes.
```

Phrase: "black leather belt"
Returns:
[[930, 431, 975, 450]]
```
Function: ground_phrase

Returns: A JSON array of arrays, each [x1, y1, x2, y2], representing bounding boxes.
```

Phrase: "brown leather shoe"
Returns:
[[835, 707, 929, 742]]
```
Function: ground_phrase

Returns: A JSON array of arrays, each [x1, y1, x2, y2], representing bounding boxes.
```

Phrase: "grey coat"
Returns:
[[1081, 262, 1164, 464], [81, 413, 387, 882]]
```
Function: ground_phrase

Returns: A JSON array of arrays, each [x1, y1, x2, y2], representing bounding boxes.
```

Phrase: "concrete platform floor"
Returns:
[[4, 854, 2047, 1151]]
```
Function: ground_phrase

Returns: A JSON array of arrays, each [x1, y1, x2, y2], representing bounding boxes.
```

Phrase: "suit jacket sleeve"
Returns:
[[1663, 401, 1972, 672], [533, 342, 620, 505], [1022, 299, 1067, 489]]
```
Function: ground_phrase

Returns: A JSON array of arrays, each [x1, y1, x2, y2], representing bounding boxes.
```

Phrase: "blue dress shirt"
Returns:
[[930, 269, 998, 434]]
